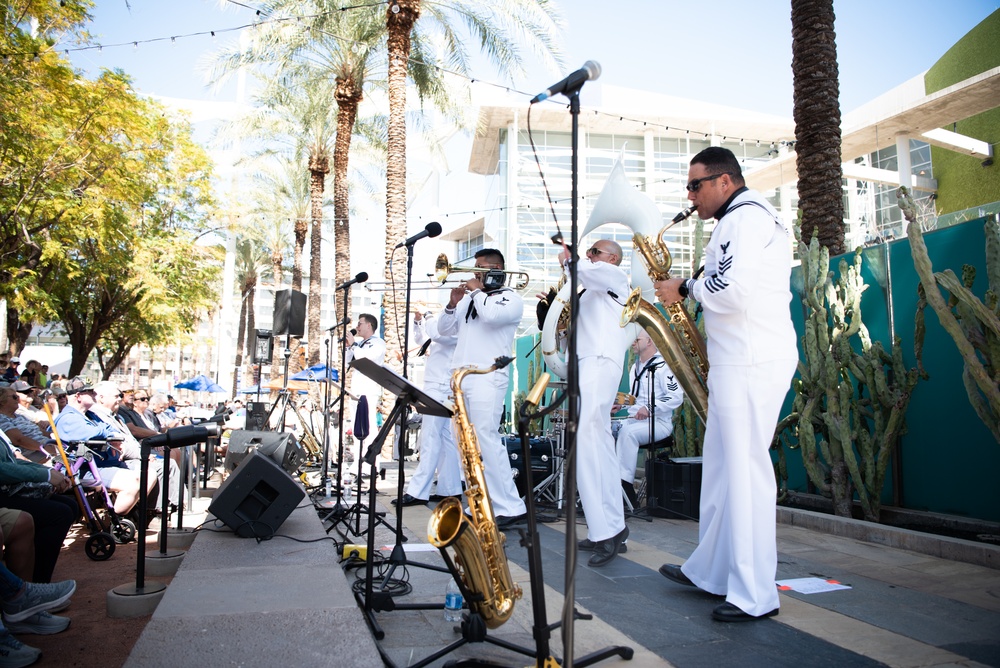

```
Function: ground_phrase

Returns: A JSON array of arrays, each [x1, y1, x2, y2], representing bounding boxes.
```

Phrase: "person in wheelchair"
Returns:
[[51, 378, 154, 521]]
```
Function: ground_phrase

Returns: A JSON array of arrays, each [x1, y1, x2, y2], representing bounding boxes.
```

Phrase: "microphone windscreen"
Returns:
[[355, 271, 368, 282], [583, 60, 602, 82], [426, 222, 442, 238]]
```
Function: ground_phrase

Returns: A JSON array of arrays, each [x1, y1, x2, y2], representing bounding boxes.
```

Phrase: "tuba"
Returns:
[[427, 357, 521, 629], [540, 155, 654, 378], [625, 205, 710, 423]]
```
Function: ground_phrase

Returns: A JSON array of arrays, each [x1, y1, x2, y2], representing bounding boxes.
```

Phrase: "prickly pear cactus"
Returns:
[[778, 226, 923, 522], [902, 187, 1000, 443]]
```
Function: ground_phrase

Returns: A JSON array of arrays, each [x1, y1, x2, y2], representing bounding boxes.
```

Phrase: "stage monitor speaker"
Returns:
[[273, 289, 306, 337], [245, 402, 268, 432], [646, 457, 702, 520], [209, 451, 305, 538], [224, 430, 305, 475]]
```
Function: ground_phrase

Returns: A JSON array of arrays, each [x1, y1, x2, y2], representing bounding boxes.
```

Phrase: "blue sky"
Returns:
[[69, 1, 998, 117]]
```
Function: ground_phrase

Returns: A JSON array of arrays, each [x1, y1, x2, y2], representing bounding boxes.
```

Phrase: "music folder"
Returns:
[[350, 358, 453, 418]]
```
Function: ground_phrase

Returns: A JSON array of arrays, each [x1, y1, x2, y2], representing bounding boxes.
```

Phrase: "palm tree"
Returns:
[[791, 0, 846, 255], [233, 235, 272, 396], [209, 9, 383, 367], [380, 0, 566, 369]]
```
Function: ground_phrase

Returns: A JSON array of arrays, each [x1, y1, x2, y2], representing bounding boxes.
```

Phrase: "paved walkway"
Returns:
[[127, 458, 1000, 667]]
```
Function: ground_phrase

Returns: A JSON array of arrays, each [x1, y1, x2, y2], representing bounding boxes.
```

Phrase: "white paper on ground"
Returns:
[[776, 577, 852, 594]]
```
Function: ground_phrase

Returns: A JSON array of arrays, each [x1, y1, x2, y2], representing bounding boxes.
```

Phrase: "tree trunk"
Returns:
[[233, 282, 251, 397], [5, 305, 32, 356], [243, 283, 258, 392], [292, 219, 307, 293], [383, 0, 421, 383], [307, 153, 329, 366], [791, 0, 846, 255], [333, 76, 362, 382]]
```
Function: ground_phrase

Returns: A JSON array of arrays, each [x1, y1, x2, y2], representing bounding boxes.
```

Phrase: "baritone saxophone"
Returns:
[[427, 356, 521, 629], [624, 205, 710, 424]]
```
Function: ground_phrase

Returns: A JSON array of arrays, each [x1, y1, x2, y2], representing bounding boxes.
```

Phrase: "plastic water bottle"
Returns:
[[444, 579, 463, 622], [324, 477, 332, 499], [344, 481, 352, 502]]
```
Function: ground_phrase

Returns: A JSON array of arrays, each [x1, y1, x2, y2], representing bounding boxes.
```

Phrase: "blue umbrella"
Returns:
[[175, 374, 227, 393], [290, 363, 339, 383]]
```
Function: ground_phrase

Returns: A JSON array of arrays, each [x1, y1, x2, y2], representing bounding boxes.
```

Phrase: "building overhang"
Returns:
[[746, 66, 1000, 192]]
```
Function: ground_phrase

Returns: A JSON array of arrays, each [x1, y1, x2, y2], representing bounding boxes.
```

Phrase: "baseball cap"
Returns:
[[64, 376, 95, 395], [9, 357, 19, 364], [11, 380, 36, 392]]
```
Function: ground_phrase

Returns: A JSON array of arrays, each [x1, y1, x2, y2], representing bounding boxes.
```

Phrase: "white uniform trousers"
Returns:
[[681, 359, 796, 617], [454, 372, 525, 518], [616, 415, 672, 484], [406, 382, 462, 499], [577, 356, 626, 542]]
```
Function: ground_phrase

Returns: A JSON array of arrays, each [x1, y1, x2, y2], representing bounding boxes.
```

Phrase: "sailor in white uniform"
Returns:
[[396, 309, 461, 505], [345, 313, 386, 462], [615, 330, 684, 504], [654, 147, 797, 622], [566, 238, 634, 566], [437, 249, 526, 526]]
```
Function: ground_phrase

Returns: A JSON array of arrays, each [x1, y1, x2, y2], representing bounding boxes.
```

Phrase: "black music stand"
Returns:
[[347, 357, 454, 640]]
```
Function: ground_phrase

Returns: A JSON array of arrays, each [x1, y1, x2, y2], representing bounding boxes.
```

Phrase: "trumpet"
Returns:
[[434, 253, 530, 290]]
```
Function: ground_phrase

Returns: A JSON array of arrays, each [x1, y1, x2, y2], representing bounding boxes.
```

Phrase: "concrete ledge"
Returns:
[[778, 506, 1000, 570], [125, 499, 380, 667]]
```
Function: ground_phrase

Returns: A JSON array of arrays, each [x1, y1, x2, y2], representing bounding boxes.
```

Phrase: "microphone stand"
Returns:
[[376, 239, 450, 588], [321, 296, 354, 522], [555, 77, 630, 668], [563, 82, 583, 668]]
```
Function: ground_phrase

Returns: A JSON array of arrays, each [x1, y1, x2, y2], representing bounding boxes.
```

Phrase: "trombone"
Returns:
[[433, 253, 530, 290]]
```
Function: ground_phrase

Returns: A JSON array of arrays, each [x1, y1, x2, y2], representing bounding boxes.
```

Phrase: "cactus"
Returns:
[[778, 225, 923, 522], [901, 188, 1000, 443]]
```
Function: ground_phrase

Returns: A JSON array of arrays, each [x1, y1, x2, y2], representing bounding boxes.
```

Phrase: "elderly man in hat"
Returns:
[[52, 377, 154, 519]]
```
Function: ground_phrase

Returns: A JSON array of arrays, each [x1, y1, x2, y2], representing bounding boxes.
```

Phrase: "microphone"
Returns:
[[338, 328, 357, 342], [336, 271, 368, 290], [531, 60, 601, 103], [395, 221, 442, 249]]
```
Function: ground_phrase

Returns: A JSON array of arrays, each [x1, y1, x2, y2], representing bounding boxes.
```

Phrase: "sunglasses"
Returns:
[[135, 396, 149, 401], [685, 172, 731, 192], [586, 247, 612, 258]]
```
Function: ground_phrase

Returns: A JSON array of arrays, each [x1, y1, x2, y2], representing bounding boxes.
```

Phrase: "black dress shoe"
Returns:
[[712, 602, 778, 622], [391, 494, 427, 507], [577, 538, 627, 553], [658, 563, 696, 587], [496, 513, 527, 529], [588, 526, 629, 567]]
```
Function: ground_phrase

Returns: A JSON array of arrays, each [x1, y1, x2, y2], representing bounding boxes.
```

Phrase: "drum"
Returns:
[[504, 436, 556, 499]]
